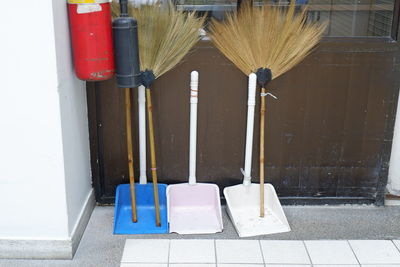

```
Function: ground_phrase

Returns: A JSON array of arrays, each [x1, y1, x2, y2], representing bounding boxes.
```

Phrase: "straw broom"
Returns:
[[113, 1, 205, 226], [209, 2, 326, 217]]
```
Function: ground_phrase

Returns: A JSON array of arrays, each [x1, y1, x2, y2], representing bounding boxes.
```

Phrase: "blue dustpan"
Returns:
[[113, 183, 168, 234]]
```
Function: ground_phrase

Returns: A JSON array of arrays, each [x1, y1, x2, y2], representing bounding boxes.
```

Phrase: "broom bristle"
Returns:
[[208, 2, 326, 79], [112, 1, 206, 78]]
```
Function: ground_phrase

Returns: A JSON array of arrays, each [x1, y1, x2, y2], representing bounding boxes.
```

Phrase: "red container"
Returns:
[[67, 0, 114, 81]]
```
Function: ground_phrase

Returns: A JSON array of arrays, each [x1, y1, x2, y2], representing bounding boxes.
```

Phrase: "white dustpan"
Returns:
[[223, 73, 290, 237], [166, 71, 223, 234]]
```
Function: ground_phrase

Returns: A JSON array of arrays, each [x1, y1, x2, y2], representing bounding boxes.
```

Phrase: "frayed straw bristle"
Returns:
[[208, 2, 326, 79], [112, 1, 206, 78]]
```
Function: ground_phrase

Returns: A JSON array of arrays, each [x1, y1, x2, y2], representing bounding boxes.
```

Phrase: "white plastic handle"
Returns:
[[188, 71, 199, 185], [138, 85, 147, 184], [243, 73, 257, 185]]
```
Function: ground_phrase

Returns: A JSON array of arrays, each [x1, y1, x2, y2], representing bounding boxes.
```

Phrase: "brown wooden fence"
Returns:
[[87, 39, 400, 205]]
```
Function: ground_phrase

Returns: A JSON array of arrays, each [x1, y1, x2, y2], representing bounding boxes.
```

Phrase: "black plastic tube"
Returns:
[[112, 0, 141, 88], [120, 0, 128, 17]]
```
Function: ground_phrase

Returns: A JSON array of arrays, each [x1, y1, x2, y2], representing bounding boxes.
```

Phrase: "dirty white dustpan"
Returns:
[[223, 73, 290, 237], [166, 71, 223, 234]]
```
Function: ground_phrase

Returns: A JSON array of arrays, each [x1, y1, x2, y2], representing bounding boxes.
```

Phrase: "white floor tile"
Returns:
[[215, 240, 264, 264], [260, 240, 310, 264], [120, 264, 167, 267], [169, 240, 215, 263], [265, 265, 311, 267], [361, 265, 400, 267], [394, 240, 400, 250], [385, 199, 400, 206], [170, 265, 216, 267], [121, 239, 170, 263], [314, 265, 360, 267], [304, 240, 358, 265], [218, 265, 263, 267], [349, 240, 400, 264]]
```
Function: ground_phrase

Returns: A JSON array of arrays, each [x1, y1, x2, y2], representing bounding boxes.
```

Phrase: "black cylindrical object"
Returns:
[[112, 0, 141, 88]]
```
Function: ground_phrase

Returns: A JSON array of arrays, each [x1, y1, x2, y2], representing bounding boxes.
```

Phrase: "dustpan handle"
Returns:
[[189, 71, 199, 185], [138, 85, 147, 184], [243, 73, 257, 185]]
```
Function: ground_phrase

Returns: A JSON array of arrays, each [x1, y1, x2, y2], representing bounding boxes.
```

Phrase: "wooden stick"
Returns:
[[125, 88, 137, 223], [259, 87, 266, 218], [145, 88, 161, 227]]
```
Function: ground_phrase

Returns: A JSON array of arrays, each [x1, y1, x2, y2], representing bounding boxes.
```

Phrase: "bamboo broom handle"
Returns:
[[260, 87, 266, 218], [125, 88, 137, 223], [145, 88, 161, 227]]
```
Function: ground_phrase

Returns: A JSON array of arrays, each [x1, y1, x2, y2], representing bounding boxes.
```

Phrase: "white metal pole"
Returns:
[[138, 85, 147, 184], [188, 71, 199, 185], [243, 73, 257, 185]]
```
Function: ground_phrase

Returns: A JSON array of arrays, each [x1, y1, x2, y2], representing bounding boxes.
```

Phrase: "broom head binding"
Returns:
[[256, 68, 272, 88], [141, 69, 156, 88]]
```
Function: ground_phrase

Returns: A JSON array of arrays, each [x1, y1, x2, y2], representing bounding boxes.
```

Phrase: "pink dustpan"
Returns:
[[166, 71, 223, 234], [167, 183, 222, 234]]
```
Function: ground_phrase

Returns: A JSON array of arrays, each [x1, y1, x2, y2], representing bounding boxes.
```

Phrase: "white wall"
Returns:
[[52, 0, 93, 235], [0, 0, 92, 241], [388, 92, 400, 196]]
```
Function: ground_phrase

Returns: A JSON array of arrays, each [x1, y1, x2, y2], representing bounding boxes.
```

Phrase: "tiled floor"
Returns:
[[121, 239, 400, 267], [2, 206, 400, 267]]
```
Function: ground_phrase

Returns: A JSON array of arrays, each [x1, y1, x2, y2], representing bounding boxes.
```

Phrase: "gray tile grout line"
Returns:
[[302, 240, 314, 267], [214, 239, 218, 267], [167, 239, 171, 267], [347, 240, 362, 266], [392, 239, 400, 254], [258, 240, 266, 266]]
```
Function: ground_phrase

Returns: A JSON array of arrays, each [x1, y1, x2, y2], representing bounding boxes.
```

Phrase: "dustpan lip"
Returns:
[[167, 182, 219, 188], [223, 182, 270, 193], [223, 182, 277, 203]]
